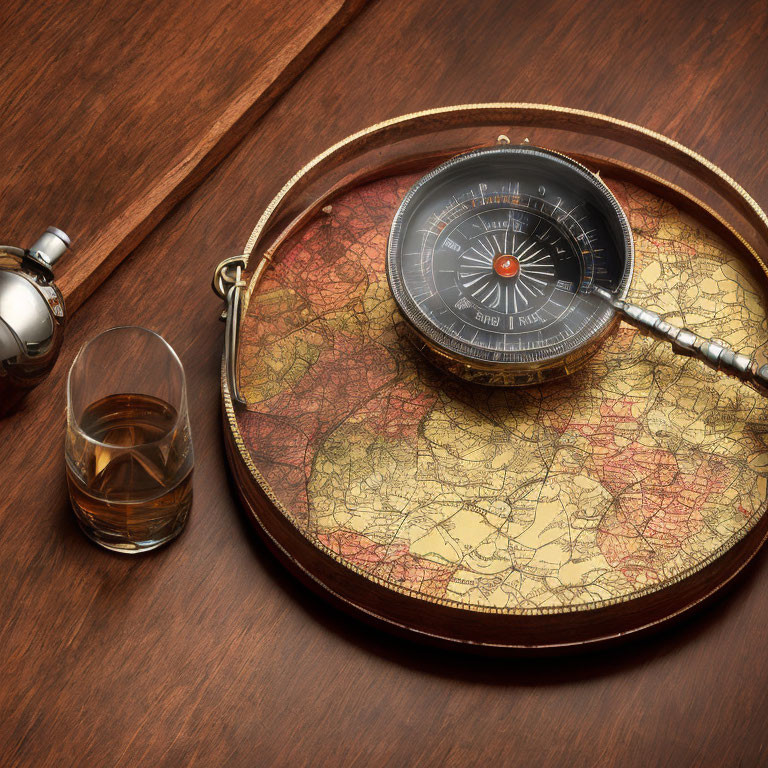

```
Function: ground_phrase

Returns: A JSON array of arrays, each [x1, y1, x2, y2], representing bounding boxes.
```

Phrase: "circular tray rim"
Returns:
[[220, 105, 768, 650]]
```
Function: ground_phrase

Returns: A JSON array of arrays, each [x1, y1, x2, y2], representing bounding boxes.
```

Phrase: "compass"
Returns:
[[386, 144, 768, 390], [386, 144, 634, 385]]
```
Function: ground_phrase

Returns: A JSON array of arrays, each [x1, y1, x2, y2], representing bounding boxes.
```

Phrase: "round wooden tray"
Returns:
[[219, 107, 768, 651]]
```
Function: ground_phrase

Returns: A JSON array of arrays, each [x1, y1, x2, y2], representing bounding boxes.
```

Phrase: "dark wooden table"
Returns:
[[3, 1, 768, 765]]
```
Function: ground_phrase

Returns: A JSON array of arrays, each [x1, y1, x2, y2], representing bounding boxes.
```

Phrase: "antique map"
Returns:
[[235, 174, 768, 614]]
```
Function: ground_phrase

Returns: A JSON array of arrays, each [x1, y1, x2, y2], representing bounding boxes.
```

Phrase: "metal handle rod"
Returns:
[[593, 286, 768, 393], [212, 256, 247, 406]]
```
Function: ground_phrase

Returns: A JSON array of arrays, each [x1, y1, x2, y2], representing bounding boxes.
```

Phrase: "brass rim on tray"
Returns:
[[214, 104, 768, 651]]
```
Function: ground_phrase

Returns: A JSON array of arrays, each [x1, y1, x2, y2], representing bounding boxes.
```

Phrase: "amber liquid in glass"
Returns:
[[66, 393, 192, 552]]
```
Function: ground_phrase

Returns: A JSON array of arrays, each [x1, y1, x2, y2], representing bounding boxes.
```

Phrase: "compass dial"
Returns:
[[386, 145, 634, 382]]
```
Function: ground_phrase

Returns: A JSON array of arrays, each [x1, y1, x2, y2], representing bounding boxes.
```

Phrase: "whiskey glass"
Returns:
[[65, 326, 193, 553]]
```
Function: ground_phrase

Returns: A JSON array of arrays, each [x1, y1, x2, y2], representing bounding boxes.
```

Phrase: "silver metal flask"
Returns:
[[0, 227, 70, 415]]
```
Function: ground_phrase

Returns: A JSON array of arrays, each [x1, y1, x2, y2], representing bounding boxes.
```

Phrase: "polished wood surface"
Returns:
[[2, 0, 768, 765], [0, 0, 364, 311]]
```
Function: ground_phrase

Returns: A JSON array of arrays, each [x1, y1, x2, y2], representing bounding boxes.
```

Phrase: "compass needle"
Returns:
[[471, 278, 492, 297], [519, 253, 544, 268], [469, 247, 493, 263], [515, 240, 538, 261], [464, 254, 493, 266], [477, 239, 494, 258]]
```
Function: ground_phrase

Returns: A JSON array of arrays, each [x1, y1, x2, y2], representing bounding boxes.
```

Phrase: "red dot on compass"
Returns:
[[493, 254, 520, 278]]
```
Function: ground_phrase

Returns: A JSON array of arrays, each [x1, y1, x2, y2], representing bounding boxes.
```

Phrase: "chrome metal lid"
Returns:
[[28, 227, 70, 266]]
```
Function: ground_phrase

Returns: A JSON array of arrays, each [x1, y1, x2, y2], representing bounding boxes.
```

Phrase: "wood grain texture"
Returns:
[[0, 0, 365, 312], [2, 0, 768, 765]]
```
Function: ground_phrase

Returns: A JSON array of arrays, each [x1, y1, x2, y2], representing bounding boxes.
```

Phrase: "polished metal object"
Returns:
[[0, 228, 70, 415], [593, 286, 768, 392], [212, 255, 247, 405], [386, 144, 634, 386]]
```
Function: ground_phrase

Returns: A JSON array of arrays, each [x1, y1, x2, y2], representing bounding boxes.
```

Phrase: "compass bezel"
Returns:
[[386, 144, 635, 382]]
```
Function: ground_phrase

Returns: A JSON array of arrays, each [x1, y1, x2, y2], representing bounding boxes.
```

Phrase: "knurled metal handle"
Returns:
[[593, 287, 768, 392]]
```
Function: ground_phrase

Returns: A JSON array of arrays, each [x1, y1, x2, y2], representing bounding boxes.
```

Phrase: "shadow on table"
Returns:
[[229, 469, 767, 687]]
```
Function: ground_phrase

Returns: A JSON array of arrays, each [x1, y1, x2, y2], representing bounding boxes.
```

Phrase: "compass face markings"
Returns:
[[388, 146, 633, 363]]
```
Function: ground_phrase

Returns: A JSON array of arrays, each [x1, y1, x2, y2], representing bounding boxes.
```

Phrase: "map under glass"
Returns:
[[235, 174, 768, 614]]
